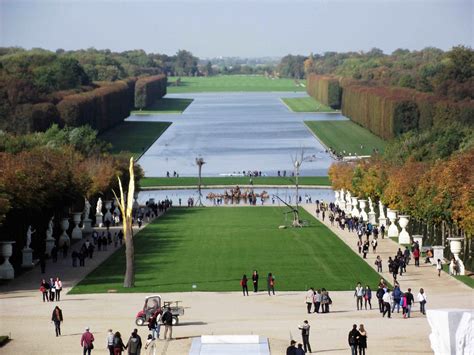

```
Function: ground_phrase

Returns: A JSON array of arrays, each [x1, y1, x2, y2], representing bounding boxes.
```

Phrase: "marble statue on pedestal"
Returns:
[[96, 198, 103, 215], [26, 225, 35, 249], [84, 198, 91, 220]]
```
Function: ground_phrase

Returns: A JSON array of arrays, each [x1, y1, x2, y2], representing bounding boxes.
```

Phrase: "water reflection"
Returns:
[[138, 187, 334, 207]]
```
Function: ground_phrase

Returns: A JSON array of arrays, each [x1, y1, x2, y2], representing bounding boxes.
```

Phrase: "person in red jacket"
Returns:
[[241, 274, 249, 296], [413, 248, 420, 267], [81, 327, 95, 355]]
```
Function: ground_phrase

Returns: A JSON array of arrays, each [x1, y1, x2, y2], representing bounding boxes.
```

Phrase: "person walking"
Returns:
[[348, 324, 360, 355], [267, 273, 275, 295], [298, 320, 312, 353], [363, 285, 372, 310], [417, 288, 427, 315], [106, 329, 114, 355], [286, 340, 297, 355], [51, 306, 63, 337], [252, 270, 259, 292], [241, 274, 249, 296], [405, 288, 414, 318], [40, 279, 50, 302], [80, 327, 95, 355], [371, 238, 377, 253], [436, 259, 443, 277], [362, 241, 369, 259], [295, 343, 305, 355], [321, 288, 331, 313], [382, 289, 391, 318], [54, 277, 62, 301], [313, 289, 322, 314], [357, 324, 367, 355], [113, 332, 126, 355], [354, 282, 364, 310], [305, 288, 314, 314], [413, 247, 420, 267], [125, 329, 142, 355], [144, 334, 156, 355], [162, 307, 173, 340], [392, 285, 402, 313]]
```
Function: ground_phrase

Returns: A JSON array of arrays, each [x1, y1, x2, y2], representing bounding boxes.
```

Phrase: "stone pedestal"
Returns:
[[432, 246, 444, 266], [21, 247, 34, 268], [368, 211, 376, 225], [387, 209, 399, 238], [71, 212, 83, 240], [447, 237, 465, 275], [82, 218, 93, 237], [398, 215, 411, 244], [413, 235, 423, 249], [96, 214, 103, 228], [0, 241, 16, 279], [351, 197, 359, 218], [45, 236, 55, 257], [58, 218, 70, 248], [359, 200, 368, 221], [427, 309, 473, 355]]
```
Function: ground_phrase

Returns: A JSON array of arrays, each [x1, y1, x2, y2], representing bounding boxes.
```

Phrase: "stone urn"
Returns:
[[447, 237, 465, 275], [0, 241, 16, 279], [71, 212, 83, 240], [359, 199, 368, 221], [351, 197, 360, 218], [398, 215, 411, 244], [387, 209, 399, 238], [58, 218, 70, 248], [104, 200, 113, 223]]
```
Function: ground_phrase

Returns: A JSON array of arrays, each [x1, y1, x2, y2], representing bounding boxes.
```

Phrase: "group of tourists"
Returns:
[[375, 279, 427, 318], [241, 271, 275, 296], [40, 277, 63, 302], [305, 287, 333, 313]]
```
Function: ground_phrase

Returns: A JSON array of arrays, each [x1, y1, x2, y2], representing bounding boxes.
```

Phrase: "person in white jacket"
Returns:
[[305, 288, 314, 314], [417, 288, 427, 315]]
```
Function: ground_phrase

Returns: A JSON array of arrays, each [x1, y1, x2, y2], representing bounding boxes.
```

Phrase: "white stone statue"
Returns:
[[96, 198, 103, 215], [379, 201, 386, 219], [46, 216, 54, 239], [368, 197, 374, 213], [26, 225, 35, 249], [83, 198, 91, 220]]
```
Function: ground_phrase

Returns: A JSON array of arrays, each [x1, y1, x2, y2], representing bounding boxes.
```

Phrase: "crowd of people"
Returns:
[[305, 287, 333, 314]]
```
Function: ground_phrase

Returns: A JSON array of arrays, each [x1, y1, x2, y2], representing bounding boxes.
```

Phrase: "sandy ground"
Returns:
[[0, 206, 472, 355]]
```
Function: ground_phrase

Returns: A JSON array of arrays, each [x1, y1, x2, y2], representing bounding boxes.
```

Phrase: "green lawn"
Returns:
[[282, 97, 337, 113], [99, 122, 171, 158], [70, 207, 381, 294], [140, 176, 331, 188], [131, 98, 193, 114], [305, 120, 387, 156], [442, 264, 474, 288], [167, 75, 306, 93]]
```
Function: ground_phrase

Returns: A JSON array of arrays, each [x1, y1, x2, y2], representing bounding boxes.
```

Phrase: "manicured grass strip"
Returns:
[[167, 75, 305, 93], [282, 97, 337, 113], [99, 122, 171, 159], [140, 176, 331, 188], [305, 120, 387, 156], [131, 98, 193, 114], [442, 264, 474, 288], [0, 336, 10, 347], [70, 207, 382, 294]]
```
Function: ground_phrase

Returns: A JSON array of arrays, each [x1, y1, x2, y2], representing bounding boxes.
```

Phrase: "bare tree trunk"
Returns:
[[123, 224, 135, 288]]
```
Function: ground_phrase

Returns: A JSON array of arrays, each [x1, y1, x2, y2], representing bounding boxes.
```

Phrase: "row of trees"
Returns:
[[135, 75, 167, 109], [0, 125, 143, 270]]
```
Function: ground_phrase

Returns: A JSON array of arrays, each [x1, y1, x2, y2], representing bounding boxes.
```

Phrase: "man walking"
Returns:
[[286, 340, 297, 355], [80, 327, 95, 355], [298, 320, 312, 353], [405, 288, 414, 318], [354, 282, 364, 310], [348, 324, 360, 355], [162, 307, 173, 340], [106, 329, 114, 355], [382, 289, 392, 318]]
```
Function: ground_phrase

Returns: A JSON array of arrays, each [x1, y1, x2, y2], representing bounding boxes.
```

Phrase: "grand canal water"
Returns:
[[128, 92, 347, 177]]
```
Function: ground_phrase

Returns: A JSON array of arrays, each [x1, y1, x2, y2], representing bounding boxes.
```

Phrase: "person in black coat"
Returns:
[[286, 340, 297, 355], [51, 306, 63, 336], [348, 324, 360, 355], [252, 270, 259, 293]]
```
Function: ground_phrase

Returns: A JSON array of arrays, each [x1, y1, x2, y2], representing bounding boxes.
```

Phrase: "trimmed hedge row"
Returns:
[[134, 74, 167, 109], [7, 103, 61, 134], [57, 79, 137, 133], [306, 74, 342, 109]]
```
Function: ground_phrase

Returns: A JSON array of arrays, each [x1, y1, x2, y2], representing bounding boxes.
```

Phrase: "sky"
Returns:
[[0, 0, 472, 57]]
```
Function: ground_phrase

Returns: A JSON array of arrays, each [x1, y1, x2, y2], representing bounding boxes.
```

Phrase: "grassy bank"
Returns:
[[70, 207, 381, 293], [305, 120, 387, 156], [99, 122, 171, 158], [167, 75, 306, 93], [140, 176, 331, 188], [282, 97, 337, 113], [131, 98, 193, 114]]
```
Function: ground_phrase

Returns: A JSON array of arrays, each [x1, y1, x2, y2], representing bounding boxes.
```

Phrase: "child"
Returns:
[[144, 334, 156, 355], [436, 259, 442, 277]]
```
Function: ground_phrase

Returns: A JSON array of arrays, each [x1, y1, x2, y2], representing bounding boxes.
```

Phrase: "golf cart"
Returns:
[[135, 295, 184, 326]]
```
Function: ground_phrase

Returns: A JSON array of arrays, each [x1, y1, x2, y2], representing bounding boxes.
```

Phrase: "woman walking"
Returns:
[[40, 279, 49, 302], [252, 270, 259, 293], [364, 285, 372, 310], [54, 277, 63, 301], [436, 259, 443, 277], [357, 324, 367, 355], [241, 274, 249, 296], [113, 332, 126, 355], [267, 273, 275, 296], [51, 306, 63, 337], [417, 288, 427, 315]]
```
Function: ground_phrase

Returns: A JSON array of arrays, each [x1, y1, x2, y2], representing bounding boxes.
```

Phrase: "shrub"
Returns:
[[134, 75, 167, 109], [306, 74, 342, 109]]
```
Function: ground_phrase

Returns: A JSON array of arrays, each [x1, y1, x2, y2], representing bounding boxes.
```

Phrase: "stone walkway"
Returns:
[[302, 204, 473, 304]]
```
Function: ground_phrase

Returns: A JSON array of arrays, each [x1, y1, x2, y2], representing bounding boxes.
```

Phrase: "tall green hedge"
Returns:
[[306, 74, 342, 109], [57, 79, 136, 132], [134, 74, 167, 109]]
